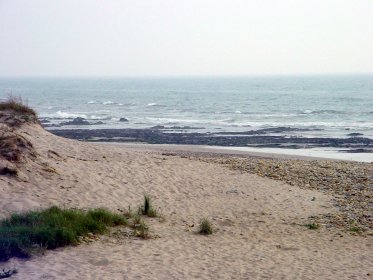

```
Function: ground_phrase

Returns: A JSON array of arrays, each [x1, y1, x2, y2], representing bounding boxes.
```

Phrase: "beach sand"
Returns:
[[1, 124, 372, 279]]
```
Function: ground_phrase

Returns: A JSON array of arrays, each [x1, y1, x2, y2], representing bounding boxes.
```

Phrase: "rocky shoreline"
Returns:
[[186, 153, 373, 234], [48, 127, 373, 152]]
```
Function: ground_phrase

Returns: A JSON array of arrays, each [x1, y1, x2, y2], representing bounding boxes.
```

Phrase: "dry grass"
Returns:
[[0, 96, 37, 117], [0, 96, 38, 127], [0, 134, 35, 162]]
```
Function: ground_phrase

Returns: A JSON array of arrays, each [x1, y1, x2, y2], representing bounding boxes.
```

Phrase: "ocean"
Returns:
[[1, 75, 373, 161]]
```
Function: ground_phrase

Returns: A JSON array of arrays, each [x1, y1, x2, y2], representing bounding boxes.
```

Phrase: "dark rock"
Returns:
[[61, 117, 91, 126], [150, 125, 203, 130], [151, 125, 165, 129], [119, 117, 129, 122], [215, 127, 322, 136], [49, 128, 373, 150], [168, 126, 204, 130], [347, 133, 364, 137], [340, 149, 373, 153]]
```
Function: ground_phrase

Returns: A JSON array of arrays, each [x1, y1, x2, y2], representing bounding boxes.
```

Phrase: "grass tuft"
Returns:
[[349, 226, 363, 234], [0, 96, 37, 118], [0, 206, 127, 262], [198, 218, 213, 235], [133, 221, 149, 239], [139, 195, 157, 217], [305, 223, 320, 230], [130, 214, 149, 239]]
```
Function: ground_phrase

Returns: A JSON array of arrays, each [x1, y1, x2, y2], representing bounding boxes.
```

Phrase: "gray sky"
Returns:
[[0, 0, 372, 77]]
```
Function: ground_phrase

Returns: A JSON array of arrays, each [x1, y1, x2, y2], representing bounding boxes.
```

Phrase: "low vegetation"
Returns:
[[0, 96, 38, 128], [349, 226, 363, 234], [0, 206, 127, 262], [0, 96, 37, 118], [132, 219, 150, 239], [198, 218, 213, 235], [305, 223, 320, 230], [139, 195, 157, 217]]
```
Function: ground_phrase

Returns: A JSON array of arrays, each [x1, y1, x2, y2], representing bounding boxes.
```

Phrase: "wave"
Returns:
[[300, 109, 345, 115], [48, 111, 88, 119], [146, 103, 166, 107], [43, 111, 111, 120], [100, 101, 131, 106]]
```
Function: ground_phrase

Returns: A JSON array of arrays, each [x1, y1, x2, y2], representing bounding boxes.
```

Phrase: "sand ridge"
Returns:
[[0, 124, 372, 279]]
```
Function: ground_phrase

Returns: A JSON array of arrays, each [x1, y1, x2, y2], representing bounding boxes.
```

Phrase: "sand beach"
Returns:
[[0, 115, 372, 279]]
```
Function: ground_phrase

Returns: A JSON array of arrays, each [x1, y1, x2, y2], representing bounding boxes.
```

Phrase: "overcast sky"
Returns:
[[0, 0, 372, 77]]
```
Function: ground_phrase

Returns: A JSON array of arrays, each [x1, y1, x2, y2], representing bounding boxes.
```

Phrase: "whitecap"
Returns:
[[48, 111, 87, 119], [103, 101, 115, 105], [88, 115, 111, 120], [88, 101, 96, 104]]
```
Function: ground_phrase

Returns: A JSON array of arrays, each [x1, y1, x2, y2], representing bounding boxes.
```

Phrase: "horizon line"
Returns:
[[0, 72, 373, 79]]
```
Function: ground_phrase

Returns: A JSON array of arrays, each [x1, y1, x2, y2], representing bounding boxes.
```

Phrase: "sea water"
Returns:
[[0, 75, 372, 140]]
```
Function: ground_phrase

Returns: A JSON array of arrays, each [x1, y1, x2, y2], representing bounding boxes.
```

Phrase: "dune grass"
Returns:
[[131, 216, 150, 239], [139, 195, 157, 217], [0, 96, 37, 117], [0, 206, 127, 262], [198, 218, 213, 235], [305, 223, 320, 230]]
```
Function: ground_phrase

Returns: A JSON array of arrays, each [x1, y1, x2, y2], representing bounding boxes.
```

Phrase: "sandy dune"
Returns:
[[1, 124, 372, 279]]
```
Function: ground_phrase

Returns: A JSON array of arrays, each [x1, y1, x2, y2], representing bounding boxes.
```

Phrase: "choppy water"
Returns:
[[0, 75, 372, 139]]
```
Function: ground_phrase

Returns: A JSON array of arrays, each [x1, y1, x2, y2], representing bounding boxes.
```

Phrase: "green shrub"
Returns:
[[198, 218, 213, 235], [305, 223, 320, 230], [139, 195, 157, 217], [0, 206, 127, 262], [349, 226, 363, 233]]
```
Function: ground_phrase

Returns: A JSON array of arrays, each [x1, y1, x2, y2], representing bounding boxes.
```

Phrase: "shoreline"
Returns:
[[47, 127, 373, 162], [100, 143, 373, 162]]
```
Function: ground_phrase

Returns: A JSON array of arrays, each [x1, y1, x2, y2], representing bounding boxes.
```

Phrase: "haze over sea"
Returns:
[[1, 75, 373, 161]]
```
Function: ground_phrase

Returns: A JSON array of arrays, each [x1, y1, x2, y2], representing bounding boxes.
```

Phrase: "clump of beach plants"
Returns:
[[0, 96, 36, 117], [130, 214, 149, 239], [198, 218, 213, 235], [133, 221, 150, 239], [305, 223, 320, 230], [139, 195, 157, 218], [349, 226, 363, 234], [0, 206, 127, 262]]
